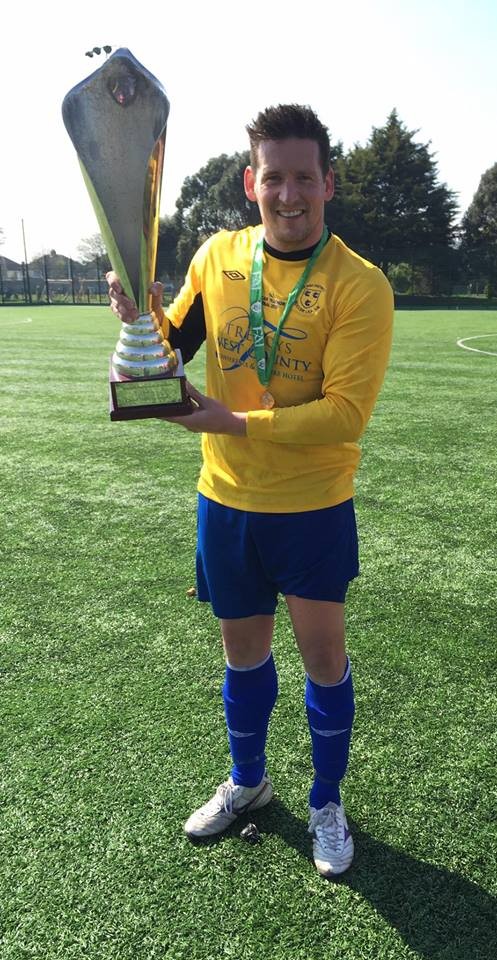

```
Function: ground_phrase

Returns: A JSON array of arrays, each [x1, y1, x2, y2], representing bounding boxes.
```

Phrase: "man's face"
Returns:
[[244, 138, 334, 253]]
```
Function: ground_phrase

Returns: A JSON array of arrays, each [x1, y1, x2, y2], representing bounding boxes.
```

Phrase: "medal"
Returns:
[[261, 390, 275, 410]]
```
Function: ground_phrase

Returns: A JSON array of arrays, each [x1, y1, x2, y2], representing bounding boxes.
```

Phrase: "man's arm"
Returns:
[[245, 269, 394, 446], [161, 269, 392, 440], [164, 382, 247, 435], [163, 271, 392, 440]]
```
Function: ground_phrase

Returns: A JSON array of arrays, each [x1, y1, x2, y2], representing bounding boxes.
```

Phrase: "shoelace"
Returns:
[[201, 781, 235, 817], [308, 805, 342, 852], [221, 782, 235, 815]]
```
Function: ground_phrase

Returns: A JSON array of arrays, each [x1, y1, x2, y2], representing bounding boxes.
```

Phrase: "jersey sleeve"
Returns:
[[159, 246, 207, 363], [246, 268, 394, 445]]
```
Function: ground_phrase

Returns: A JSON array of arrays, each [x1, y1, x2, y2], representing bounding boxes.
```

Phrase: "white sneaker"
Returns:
[[184, 775, 273, 838], [308, 802, 354, 877]]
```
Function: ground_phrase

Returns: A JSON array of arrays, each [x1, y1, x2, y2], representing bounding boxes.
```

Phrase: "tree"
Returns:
[[323, 142, 354, 240], [174, 152, 260, 273], [336, 111, 458, 287], [77, 233, 111, 271], [388, 262, 413, 294], [160, 119, 460, 293], [156, 215, 181, 287], [460, 163, 497, 295], [30, 251, 70, 279]]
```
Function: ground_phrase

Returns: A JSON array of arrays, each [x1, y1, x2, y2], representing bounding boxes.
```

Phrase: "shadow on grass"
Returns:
[[224, 799, 496, 960]]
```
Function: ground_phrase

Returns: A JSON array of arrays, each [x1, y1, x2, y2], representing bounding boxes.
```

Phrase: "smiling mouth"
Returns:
[[277, 210, 305, 219]]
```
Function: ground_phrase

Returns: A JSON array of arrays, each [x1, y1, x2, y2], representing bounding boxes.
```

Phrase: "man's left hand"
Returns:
[[162, 382, 247, 436]]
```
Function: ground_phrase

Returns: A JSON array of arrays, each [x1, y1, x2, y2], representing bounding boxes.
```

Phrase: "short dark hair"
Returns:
[[246, 104, 331, 176]]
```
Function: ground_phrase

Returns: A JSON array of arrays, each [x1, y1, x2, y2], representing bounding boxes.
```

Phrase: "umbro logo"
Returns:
[[223, 270, 246, 280]]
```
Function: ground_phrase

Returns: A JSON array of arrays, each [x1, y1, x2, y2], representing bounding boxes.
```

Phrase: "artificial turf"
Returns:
[[0, 306, 496, 959]]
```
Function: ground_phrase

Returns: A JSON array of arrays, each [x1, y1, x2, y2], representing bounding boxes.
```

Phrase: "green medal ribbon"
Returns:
[[249, 226, 328, 388]]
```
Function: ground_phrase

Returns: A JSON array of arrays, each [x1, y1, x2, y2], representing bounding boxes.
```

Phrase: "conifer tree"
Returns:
[[460, 163, 497, 294], [336, 110, 458, 282]]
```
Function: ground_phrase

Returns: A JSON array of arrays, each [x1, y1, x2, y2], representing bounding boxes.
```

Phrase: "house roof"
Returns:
[[0, 255, 23, 270]]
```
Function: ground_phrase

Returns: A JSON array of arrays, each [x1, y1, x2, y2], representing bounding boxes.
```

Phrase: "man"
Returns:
[[108, 104, 393, 877]]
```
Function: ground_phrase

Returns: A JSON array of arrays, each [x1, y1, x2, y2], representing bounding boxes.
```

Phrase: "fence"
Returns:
[[0, 256, 109, 305], [0, 252, 493, 308]]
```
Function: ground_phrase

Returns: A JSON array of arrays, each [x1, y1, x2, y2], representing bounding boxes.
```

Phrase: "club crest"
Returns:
[[297, 283, 324, 314]]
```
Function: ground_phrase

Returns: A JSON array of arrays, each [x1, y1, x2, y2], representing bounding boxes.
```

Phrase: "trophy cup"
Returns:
[[62, 48, 192, 420]]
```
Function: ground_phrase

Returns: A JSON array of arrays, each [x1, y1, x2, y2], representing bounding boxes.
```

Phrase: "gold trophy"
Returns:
[[62, 48, 192, 420]]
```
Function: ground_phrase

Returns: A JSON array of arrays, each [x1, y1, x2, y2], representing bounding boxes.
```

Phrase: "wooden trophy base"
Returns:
[[109, 349, 193, 421]]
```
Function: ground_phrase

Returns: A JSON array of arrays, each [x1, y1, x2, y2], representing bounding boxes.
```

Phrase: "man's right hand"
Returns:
[[106, 271, 139, 324], [106, 272, 165, 326]]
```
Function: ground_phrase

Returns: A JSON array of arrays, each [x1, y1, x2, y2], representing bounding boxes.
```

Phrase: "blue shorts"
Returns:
[[196, 493, 359, 619]]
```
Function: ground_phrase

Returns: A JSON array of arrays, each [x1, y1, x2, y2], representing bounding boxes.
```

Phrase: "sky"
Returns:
[[1, 0, 496, 263]]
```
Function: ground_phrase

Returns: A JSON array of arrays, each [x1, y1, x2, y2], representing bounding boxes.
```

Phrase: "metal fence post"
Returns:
[[43, 255, 50, 304], [22, 261, 32, 304], [96, 255, 102, 303], [69, 257, 76, 303]]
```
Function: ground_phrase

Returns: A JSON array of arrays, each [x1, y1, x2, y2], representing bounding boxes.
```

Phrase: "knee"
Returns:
[[223, 636, 273, 669], [221, 615, 274, 669], [304, 648, 348, 685]]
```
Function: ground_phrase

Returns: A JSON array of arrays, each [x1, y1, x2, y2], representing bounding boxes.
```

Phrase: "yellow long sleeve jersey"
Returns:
[[163, 226, 394, 513]]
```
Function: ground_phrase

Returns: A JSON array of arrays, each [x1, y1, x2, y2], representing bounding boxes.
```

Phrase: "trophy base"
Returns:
[[109, 349, 193, 421]]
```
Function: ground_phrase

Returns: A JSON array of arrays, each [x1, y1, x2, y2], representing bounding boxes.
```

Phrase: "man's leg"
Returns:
[[286, 596, 347, 684], [184, 614, 277, 837], [221, 615, 277, 786], [221, 614, 274, 669], [286, 596, 354, 803], [286, 595, 355, 875]]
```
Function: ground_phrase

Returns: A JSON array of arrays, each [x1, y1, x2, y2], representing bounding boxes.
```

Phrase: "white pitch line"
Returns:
[[0, 316, 33, 325], [456, 334, 497, 357]]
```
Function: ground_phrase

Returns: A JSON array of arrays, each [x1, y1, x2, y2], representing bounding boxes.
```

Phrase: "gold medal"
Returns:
[[261, 390, 275, 410]]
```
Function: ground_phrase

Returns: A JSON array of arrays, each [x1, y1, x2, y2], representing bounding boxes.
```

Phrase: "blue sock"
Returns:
[[223, 652, 278, 787], [306, 658, 355, 809]]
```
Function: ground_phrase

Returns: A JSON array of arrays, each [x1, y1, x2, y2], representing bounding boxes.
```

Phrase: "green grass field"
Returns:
[[1, 306, 496, 960]]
